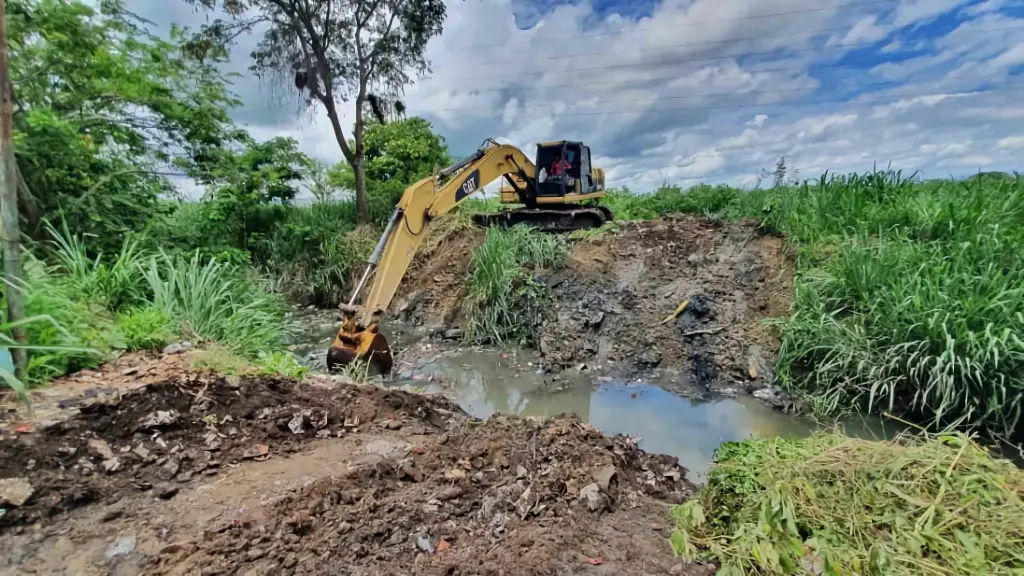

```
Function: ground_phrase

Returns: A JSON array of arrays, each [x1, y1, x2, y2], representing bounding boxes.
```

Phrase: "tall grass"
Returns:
[[607, 171, 1024, 436], [466, 226, 568, 345]]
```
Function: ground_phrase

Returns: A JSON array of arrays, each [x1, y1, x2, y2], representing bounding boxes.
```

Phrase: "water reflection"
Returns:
[[391, 349, 831, 480]]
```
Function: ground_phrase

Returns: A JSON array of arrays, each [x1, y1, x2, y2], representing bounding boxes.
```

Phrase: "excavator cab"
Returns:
[[534, 141, 601, 197]]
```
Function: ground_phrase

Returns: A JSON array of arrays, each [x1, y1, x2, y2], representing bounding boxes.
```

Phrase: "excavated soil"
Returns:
[[400, 216, 793, 395], [0, 355, 707, 575]]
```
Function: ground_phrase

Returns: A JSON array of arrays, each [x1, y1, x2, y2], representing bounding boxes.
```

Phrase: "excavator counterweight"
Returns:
[[327, 139, 612, 374]]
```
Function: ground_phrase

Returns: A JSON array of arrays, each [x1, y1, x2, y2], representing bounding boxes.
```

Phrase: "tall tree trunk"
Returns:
[[0, 0, 26, 377], [353, 95, 368, 223]]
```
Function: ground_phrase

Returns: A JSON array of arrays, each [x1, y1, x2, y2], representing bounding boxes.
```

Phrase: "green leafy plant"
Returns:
[[255, 350, 309, 379], [115, 306, 175, 351], [672, 430, 1024, 576], [466, 226, 568, 345]]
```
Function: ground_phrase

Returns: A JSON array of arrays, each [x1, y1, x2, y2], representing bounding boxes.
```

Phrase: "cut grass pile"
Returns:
[[604, 171, 1024, 437], [671, 430, 1024, 576]]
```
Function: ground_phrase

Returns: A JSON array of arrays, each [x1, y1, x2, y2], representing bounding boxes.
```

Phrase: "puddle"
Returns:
[[291, 313, 900, 481], [387, 348, 901, 481]]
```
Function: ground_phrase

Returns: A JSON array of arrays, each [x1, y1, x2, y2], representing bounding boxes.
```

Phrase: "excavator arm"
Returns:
[[327, 140, 536, 374]]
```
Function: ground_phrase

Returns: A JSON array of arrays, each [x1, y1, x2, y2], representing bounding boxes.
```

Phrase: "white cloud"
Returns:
[[135, 0, 1024, 193], [998, 136, 1024, 149]]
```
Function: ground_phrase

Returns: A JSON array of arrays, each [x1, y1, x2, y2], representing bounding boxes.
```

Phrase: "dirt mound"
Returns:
[[540, 217, 792, 393], [162, 416, 696, 576], [1, 356, 707, 576], [0, 370, 457, 529]]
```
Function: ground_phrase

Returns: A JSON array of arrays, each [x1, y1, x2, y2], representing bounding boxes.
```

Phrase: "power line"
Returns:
[[444, 0, 900, 51], [428, 77, 903, 114], [410, 84, 1021, 119], [457, 24, 856, 69], [420, 24, 1024, 85], [411, 66, 808, 97]]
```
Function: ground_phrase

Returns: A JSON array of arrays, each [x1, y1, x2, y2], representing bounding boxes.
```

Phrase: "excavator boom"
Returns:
[[327, 141, 538, 373], [327, 139, 613, 374]]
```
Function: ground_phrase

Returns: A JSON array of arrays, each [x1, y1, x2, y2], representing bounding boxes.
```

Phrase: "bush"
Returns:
[[671, 431, 1024, 575], [143, 252, 289, 356], [115, 306, 174, 351], [466, 226, 568, 345]]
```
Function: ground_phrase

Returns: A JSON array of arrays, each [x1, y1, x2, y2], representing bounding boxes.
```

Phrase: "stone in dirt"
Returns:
[[138, 410, 179, 429], [594, 464, 617, 492], [0, 477, 34, 506], [162, 343, 186, 355], [104, 535, 136, 561], [88, 438, 115, 460], [102, 458, 122, 473], [579, 483, 606, 511]]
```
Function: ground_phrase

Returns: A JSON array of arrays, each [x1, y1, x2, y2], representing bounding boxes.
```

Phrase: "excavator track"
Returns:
[[471, 205, 613, 232]]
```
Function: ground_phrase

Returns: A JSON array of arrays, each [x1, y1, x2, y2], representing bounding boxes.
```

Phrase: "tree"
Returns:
[[304, 158, 338, 203], [186, 0, 447, 222], [7, 0, 247, 253], [328, 117, 449, 217]]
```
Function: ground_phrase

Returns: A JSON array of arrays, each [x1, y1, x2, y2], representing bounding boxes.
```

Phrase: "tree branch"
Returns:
[[366, 0, 403, 72]]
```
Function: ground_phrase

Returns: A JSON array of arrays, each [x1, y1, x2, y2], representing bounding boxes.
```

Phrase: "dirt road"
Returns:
[[0, 353, 707, 575]]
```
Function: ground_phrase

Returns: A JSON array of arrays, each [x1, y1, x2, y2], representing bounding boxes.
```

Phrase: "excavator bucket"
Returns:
[[326, 305, 394, 375]]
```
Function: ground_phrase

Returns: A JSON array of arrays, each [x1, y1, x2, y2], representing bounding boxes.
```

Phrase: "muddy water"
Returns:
[[387, 347, 901, 480], [289, 311, 896, 481]]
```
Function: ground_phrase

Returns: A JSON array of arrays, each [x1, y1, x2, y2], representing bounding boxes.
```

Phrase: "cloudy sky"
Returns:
[[134, 0, 1024, 191]]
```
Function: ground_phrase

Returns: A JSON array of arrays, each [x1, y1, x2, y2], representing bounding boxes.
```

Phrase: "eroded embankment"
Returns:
[[0, 353, 704, 576], [397, 215, 794, 397]]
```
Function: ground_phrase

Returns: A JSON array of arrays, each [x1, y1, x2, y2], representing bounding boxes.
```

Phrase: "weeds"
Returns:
[[466, 226, 568, 345], [607, 171, 1024, 436], [144, 252, 288, 356], [671, 430, 1024, 575]]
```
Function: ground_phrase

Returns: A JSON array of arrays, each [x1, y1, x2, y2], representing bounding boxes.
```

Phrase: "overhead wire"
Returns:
[[410, 84, 1023, 119]]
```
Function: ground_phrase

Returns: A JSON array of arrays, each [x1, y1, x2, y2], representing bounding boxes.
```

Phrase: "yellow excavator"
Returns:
[[326, 138, 613, 374]]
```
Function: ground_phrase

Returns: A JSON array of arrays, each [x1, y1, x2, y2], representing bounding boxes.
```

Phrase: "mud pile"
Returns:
[[400, 215, 793, 395], [163, 414, 695, 575], [1, 355, 705, 576]]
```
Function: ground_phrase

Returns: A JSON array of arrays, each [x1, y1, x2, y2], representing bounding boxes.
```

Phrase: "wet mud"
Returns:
[[399, 216, 793, 397]]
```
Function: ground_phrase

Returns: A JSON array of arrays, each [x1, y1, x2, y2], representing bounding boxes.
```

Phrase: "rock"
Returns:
[[246, 548, 265, 561], [663, 470, 681, 482], [745, 344, 773, 388], [0, 477, 34, 506], [224, 375, 242, 389], [138, 410, 179, 429], [162, 343, 185, 355], [102, 457, 122, 473], [316, 429, 331, 439], [593, 464, 617, 492], [437, 486, 464, 501], [158, 458, 181, 481], [132, 445, 151, 460], [579, 483, 605, 512], [104, 535, 136, 561], [687, 253, 701, 264], [442, 328, 463, 340], [88, 439, 115, 460], [101, 508, 124, 522], [241, 445, 270, 459], [669, 564, 684, 574], [515, 465, 528, 478], [415, 534, 435, 554], [155, 484, 179, 500]]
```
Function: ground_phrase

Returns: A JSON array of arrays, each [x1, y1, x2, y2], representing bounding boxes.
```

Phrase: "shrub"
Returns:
[[115, 306, 175, 351]]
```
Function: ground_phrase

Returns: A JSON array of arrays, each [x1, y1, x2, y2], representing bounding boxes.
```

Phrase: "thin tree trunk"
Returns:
[[353, 94, 368, 223], [0, 0, 27, 377]]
